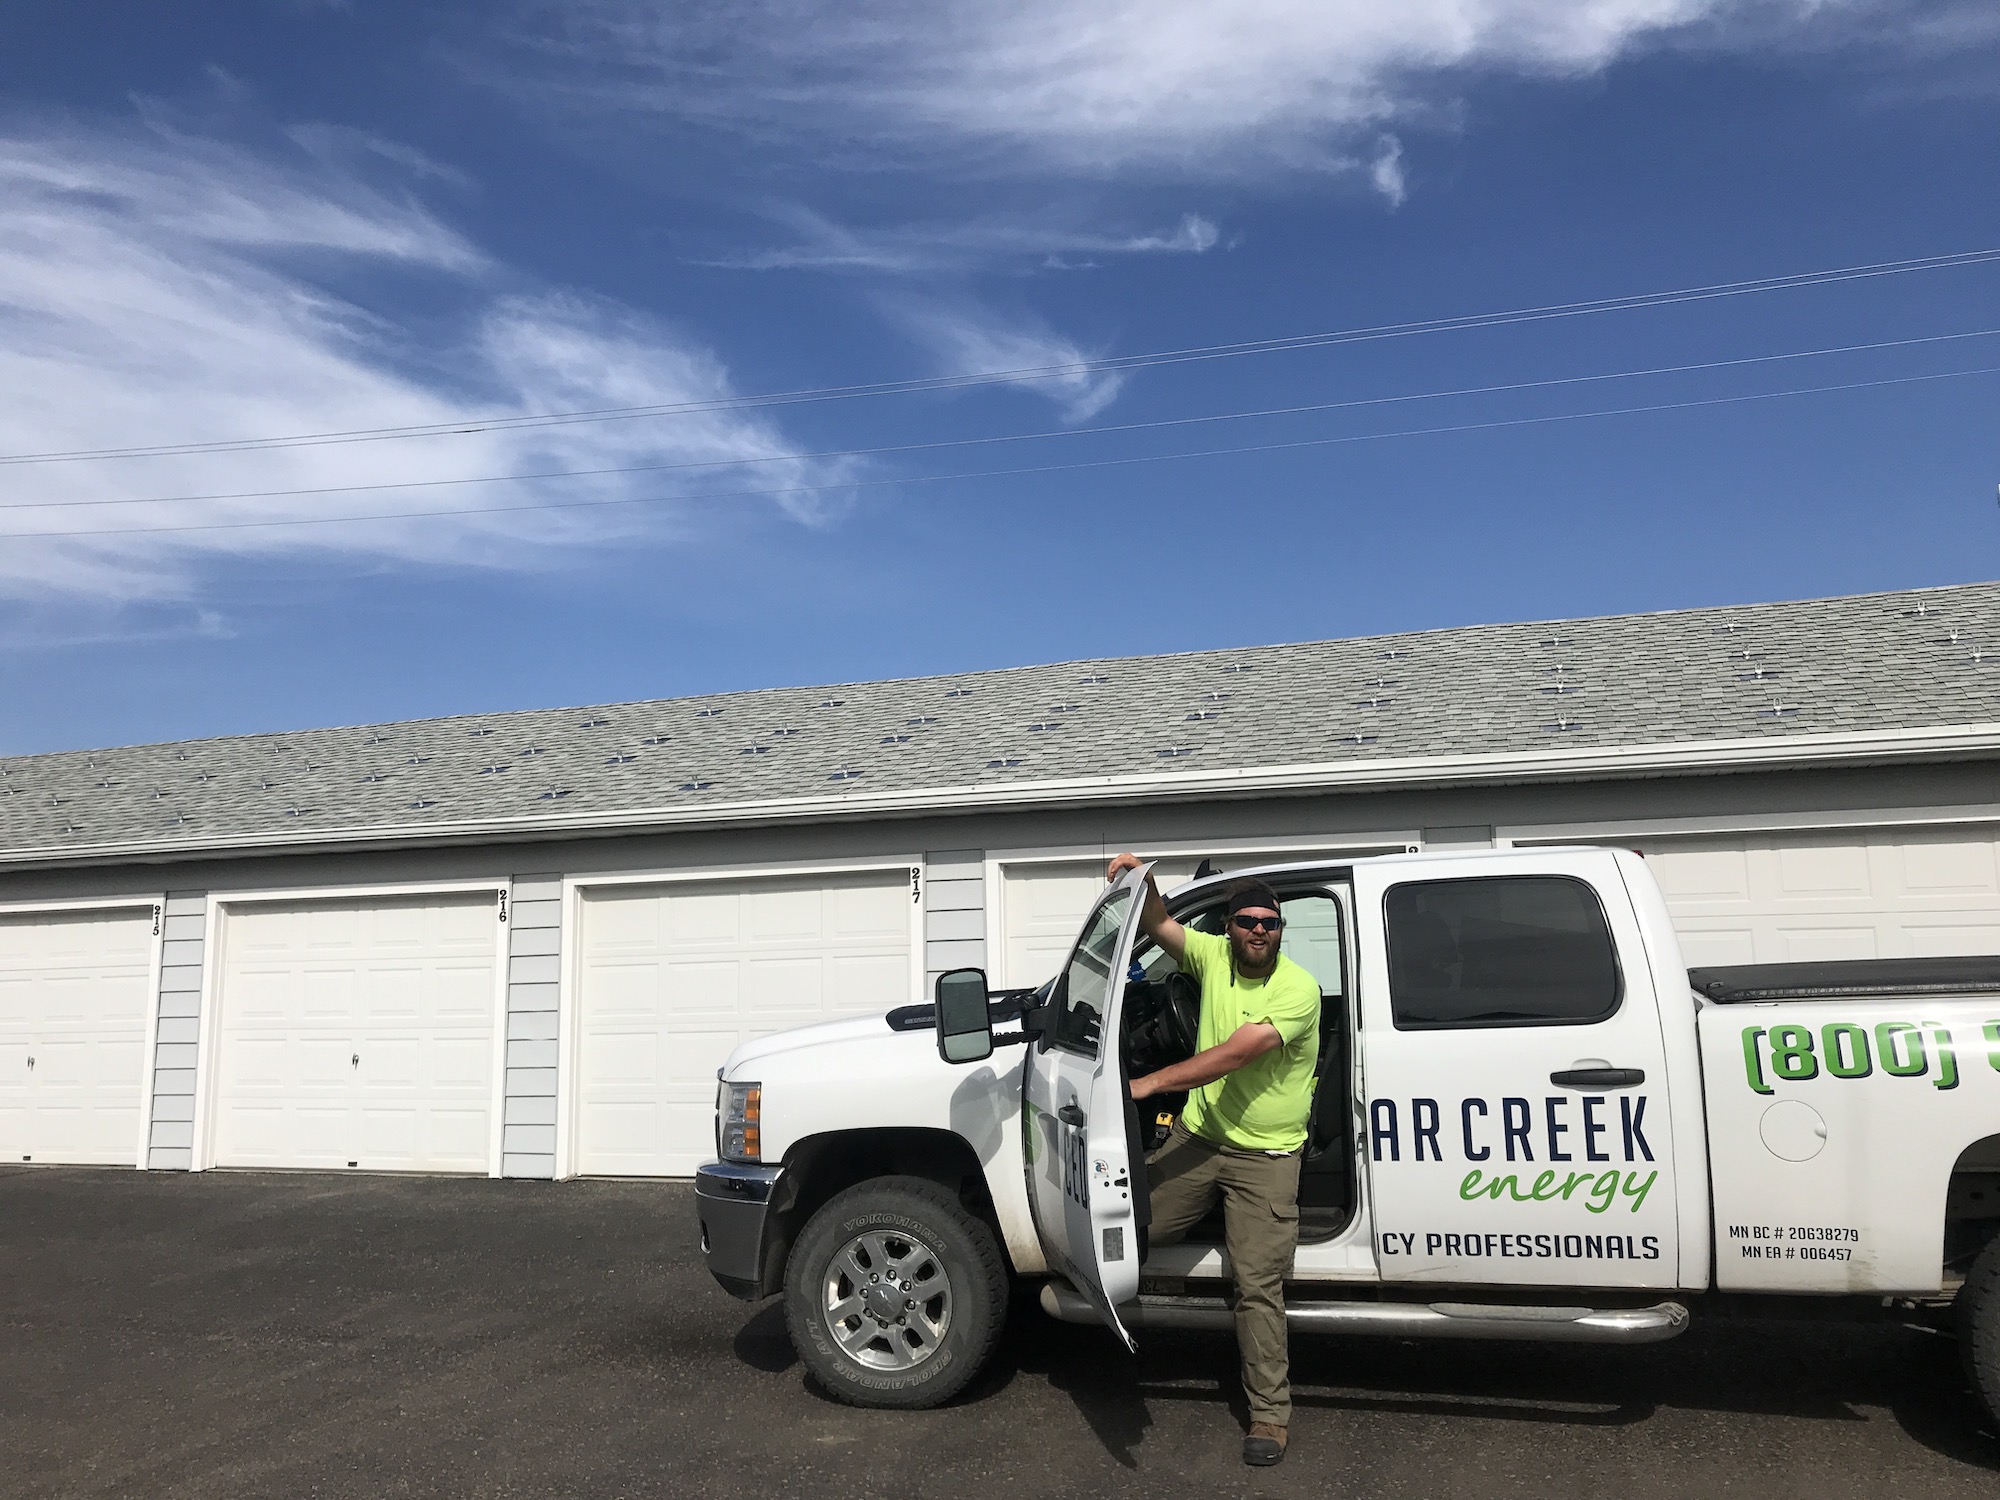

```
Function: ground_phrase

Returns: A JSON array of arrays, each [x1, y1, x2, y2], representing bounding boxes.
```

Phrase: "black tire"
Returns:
[[783, 1176, 1009, 1409], [1955, 1232, 2000, 1422]]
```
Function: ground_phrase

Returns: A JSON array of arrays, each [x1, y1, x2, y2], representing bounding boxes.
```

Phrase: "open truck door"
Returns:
[[1019, 862, 1154, 1349]]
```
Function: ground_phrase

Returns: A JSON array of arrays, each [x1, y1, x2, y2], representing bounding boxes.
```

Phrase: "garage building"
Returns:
[[4, 582, 1999, 1180]]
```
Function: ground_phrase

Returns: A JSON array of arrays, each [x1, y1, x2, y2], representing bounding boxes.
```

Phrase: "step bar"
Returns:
[[1039, 1282, 1689, 1344]]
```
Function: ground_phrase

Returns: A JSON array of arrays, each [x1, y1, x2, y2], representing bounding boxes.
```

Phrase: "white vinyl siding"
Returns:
[[210, 893, 499, 1172], [573, 870, 915, 1177], [0, 908, 155, 1166], [1632, 826, 2000, 966]]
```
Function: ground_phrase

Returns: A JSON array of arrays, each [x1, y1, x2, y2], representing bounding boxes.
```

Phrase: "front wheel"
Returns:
[[783, 1176, 1010, 1409], [1956, 1233, 2000, 1424]]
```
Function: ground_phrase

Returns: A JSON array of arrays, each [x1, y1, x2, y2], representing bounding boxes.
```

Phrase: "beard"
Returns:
[[1229, 933, 1279, 978]]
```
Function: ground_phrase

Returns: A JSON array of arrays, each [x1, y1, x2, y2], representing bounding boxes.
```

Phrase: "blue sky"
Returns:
[[0, 0, 1996, 755]]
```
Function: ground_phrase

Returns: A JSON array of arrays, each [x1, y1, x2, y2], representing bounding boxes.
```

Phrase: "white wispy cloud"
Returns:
[[876, 296, 1126, 423], [0, 121, 849, 611], [509, 0, 1874, 178], [1370, 135, 1408, 209], [709, 205, 1220, 273]]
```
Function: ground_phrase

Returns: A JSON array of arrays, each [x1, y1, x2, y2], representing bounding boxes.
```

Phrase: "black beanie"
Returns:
[[1225, 877, 1281, 919]]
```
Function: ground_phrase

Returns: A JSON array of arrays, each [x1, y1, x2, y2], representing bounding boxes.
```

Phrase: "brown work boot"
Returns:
[[1243, 1421, 1288, 1466]]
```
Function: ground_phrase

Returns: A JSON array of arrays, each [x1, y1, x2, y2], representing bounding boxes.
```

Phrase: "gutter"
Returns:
[[5, 721, 1999, 872]]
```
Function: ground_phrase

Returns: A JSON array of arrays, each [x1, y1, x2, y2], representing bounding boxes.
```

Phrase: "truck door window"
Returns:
[[1053, 889, 1133, 1054], [1384, 875, 1620, 1029], [1150, 891, 1345, 995]]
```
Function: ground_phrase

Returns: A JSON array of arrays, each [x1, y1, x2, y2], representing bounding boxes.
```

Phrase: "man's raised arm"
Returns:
[[1105, 851, 1185, 965]]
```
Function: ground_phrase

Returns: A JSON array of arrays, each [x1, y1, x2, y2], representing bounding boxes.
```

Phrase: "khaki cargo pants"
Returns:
[[1145, 1121, 1303, 1426]]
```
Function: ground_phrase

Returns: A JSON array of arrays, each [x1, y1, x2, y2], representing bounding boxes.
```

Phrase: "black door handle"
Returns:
[[1550, 1068, 1645, 1088], [1058, 1103, 1086, 1127]]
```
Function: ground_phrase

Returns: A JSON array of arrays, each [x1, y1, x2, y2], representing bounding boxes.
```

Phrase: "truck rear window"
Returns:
[[1384, 875, 1621, 1029]]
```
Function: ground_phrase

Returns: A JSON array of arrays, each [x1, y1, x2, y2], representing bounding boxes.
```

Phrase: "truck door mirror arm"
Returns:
[[932, 969, 1045, 1063]]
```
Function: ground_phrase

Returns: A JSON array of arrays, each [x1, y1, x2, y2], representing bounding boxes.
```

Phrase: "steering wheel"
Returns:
[[1157, 970, 1201, 1057]]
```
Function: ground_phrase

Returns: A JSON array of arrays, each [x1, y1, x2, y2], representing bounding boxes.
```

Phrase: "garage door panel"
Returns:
[[576, 872, 913, 1176], [38, 1095, 137, 1163], [588, 893, 661, 948], [0, 1097, 25, 1147], [300, 968, 359, 1024], [223, 968, 303, 1026], [1776, 925, 1879, 961], [741, 955, 823, 1011], [419, 1108, 490, 1166], [583, 963, 660, 1021], [39, 975, 106, 1029], [580, 1028, 659, 1088], [0, 977, 32, 1028], [1895, 837, 2000, 895], [1907, 921, 2000, 955], [823, 952, 912, 1012], [361, 1035, 425, 1089], [31, 1037, 90, 1085], [661, 959, 739, 1016], [358, 1106, 419, 1157], [424, 1036, 491, 1089], [827, 880, 910, 937], [213, 894, 498, 1173], [425, 964, 497, 1024], [351, 966, 422, 1025], [663, 888, 740, 944], [1649, 846, 1752, 904], [665, 1033, 737, 1083], [744, 886, 822, 941], [1768, 841, 1871, 899]]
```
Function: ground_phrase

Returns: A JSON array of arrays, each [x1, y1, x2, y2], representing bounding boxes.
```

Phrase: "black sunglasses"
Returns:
[[1230, 914, 1284, 933]]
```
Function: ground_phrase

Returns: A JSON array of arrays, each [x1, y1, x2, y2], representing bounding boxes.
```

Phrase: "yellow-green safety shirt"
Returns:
[[1176, 927, 1322, 1153]]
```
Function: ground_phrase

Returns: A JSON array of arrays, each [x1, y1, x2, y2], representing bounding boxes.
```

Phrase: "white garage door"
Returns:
[[575, 870, 916, 1177], [0, 907, 155, 1166], [1631, 826, 2000, 967], [212, 893, 500, 1173], [996, 858, 1201, 988]]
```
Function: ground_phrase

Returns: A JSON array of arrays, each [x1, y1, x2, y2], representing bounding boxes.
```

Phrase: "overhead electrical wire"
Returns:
[[6, 325, 1996, 514], [2, 245, 1997, 467], [11, 362, 1996, 542]]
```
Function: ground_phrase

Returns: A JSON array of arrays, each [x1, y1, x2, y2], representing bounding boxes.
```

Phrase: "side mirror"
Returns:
[[933, 967, 993, 1064]]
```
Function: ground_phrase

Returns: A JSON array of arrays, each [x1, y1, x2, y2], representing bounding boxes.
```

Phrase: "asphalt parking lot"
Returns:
[[2, 1169, 1995, 1499]]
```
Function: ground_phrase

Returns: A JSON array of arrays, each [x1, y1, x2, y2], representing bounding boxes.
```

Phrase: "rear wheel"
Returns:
[[1956, 1233, 2000, 1424], [784, 1176, 1009, 1409]]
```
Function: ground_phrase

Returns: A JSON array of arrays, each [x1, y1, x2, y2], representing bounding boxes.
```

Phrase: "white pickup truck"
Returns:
[[694, 848, 2000, 1426]]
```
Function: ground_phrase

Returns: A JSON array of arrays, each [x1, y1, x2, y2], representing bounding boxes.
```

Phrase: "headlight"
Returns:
[[718, 1080, 762, 1162]]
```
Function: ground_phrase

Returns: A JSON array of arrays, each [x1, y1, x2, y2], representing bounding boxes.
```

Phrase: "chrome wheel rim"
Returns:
[[820, 1228, 954, 1371]]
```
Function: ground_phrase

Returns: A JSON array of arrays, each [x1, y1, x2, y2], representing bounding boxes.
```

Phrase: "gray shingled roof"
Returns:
[[6, 582, 2000, 866]]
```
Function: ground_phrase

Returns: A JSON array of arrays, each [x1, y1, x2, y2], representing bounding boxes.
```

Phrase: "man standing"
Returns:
[[1105, 853, 1321, 1467]]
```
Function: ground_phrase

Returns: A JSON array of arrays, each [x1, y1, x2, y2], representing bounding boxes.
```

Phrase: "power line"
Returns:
[[11, 362, 1996, 542], [8, 325, 1995, 513], [3, 246, 1997, 468]]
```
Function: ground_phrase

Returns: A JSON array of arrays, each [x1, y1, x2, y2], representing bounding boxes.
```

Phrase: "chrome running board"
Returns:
[[1038, 1282, 1689, 1344]]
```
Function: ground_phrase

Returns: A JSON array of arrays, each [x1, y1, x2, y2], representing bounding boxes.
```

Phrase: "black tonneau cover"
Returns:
[[1690, 956, 2000, 1003]]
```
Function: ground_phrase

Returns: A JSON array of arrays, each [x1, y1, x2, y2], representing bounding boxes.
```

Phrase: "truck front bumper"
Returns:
[[695, 1161, 785, 1301]]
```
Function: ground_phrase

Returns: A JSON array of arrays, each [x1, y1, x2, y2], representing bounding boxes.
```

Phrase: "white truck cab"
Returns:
[[694, 847, 2000, 1421]]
